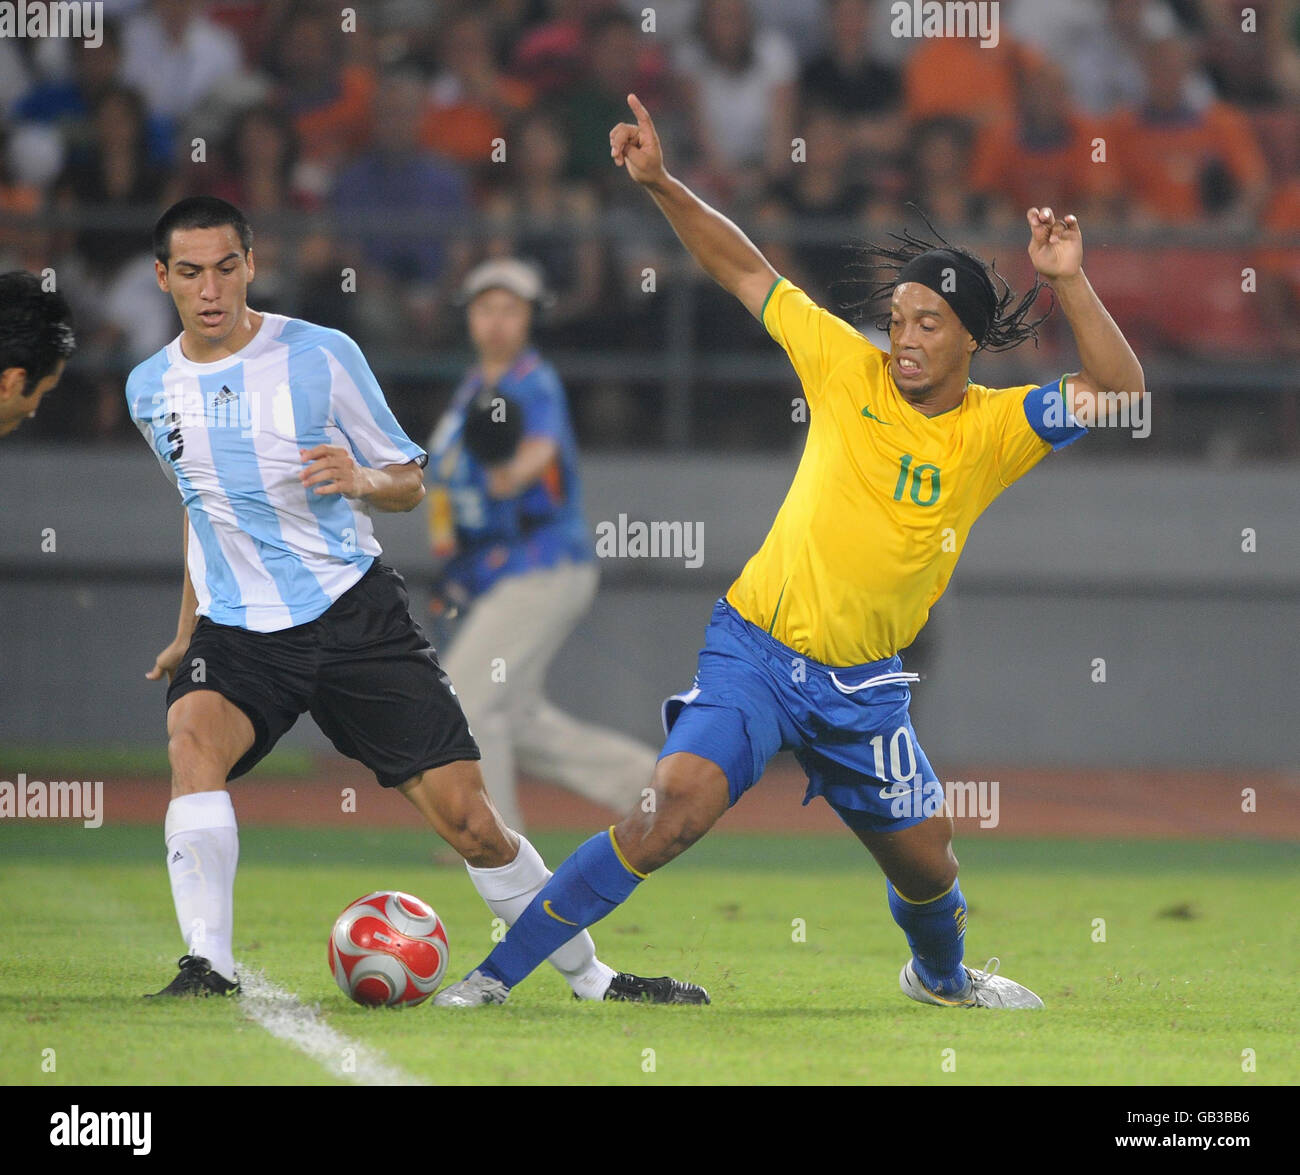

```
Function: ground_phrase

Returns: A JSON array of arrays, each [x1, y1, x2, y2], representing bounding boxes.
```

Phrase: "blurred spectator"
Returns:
[[901, 26, 1019, 129], [1110, 32, 1270, 227], [904, 116, 1006, 229], [268, 3, 376, 185], [208, 104, 318, 214], [1256, 178, 1300, 356], [748, 0, 829, 63], [484, 107, 605, 337], [757, 104, 871, 308], [675, 0, 797, 199], [557, 11, 668, 189], [971, 55, 1121, 225], [0, 37, 31, 117], [513, 0, 617, 95], [0, 126, 43, 266], [331, 70, 473, 345], [1198, 0, 1300, 105], [51, 84, 173, 416], [13, 20, 172, 167], [421, 11, 534, 171], [1051, 0, 1204, 115], [800, 0, 904, 163], [54, 86, 167, 282], [120, 0, 245, 123]]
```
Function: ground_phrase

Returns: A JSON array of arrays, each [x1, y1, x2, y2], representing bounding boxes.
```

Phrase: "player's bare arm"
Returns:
[[147, 511, 199, 683], [611, 93, 778, 320], [1026, 207, 1146, 419], [485, 435, 558, 499], [299, 445, 425, 512]]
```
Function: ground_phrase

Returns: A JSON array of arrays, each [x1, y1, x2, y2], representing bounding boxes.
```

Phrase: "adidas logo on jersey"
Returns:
[[212, 385, 237, 406]]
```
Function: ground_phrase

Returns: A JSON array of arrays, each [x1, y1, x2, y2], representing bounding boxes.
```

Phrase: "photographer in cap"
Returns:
[[427, 257, 658, 832]]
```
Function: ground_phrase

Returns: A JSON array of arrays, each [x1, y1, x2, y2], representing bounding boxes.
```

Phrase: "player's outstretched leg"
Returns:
[[400, 758, 711, 1004], [853, 810, 1043, 1010], [146, 691, 252, 997], [433, 751, 728, 1007]]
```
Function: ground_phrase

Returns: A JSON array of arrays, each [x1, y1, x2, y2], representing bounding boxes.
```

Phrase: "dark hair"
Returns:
[[153, 196, 253, 266], [843, 205, 1052, 352], [698, 0, 755, 71], [224, 103, 300, 187], [0, 271, 76, 392]]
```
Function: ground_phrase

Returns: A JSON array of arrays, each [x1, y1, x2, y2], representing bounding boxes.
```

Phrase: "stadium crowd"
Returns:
[[0, 0, 1296, 447]]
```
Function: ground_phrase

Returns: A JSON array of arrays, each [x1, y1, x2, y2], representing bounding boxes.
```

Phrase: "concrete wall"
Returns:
[[1, 445, 1296, 767]]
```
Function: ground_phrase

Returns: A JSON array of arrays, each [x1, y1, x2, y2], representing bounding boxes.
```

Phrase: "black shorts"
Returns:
[[166, 560, 480, 787]]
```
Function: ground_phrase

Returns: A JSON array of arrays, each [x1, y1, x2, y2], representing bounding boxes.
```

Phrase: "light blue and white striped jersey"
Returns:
[[126, 313, 427, 633]]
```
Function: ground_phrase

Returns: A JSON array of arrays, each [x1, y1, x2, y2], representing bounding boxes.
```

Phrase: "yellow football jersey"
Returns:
[[725, 278, 1073, 666]]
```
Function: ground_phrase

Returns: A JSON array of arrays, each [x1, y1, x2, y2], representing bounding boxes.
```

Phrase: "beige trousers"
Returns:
[[440, 560, 658, 831]]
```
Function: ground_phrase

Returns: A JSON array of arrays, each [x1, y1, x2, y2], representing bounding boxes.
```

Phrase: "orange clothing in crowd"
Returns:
[[1257, 178, 1300, 295], [420, 77, 534, 166], [903, 39, 1017, 127], [971, 116, 1118, 212], [0, 183, 41, 252], [294, 64, 377, 163], [1108, 101, 1268, 224]]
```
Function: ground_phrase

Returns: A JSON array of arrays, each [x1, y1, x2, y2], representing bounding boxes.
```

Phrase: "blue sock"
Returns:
[[888, 878, 969, 996], [478, 829, 644, 989]]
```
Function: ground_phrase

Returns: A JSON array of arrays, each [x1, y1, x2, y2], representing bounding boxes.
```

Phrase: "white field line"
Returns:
[[236, 965, 425, 1086]]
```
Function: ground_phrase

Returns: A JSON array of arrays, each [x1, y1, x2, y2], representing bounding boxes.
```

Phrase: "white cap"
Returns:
[[459, 258, 549, 305]]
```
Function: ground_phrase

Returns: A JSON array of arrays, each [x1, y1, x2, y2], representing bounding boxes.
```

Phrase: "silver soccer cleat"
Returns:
[[433, 968, 510, 1008], [900, 956, 1044, 1009]]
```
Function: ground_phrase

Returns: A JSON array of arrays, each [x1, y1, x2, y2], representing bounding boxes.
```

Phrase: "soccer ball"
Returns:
[[328, 890, 449, 1007]]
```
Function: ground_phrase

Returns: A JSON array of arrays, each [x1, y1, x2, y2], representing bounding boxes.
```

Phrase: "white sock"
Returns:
[[164, 791, 239, 983], [466, 835, 616, 999]]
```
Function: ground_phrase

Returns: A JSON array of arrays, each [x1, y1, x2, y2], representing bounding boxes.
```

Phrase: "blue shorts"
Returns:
[[660, 599, 944, 834]]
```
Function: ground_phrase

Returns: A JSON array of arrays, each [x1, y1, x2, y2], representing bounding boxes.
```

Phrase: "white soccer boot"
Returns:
[[900, 956, 1044, 1009], [433, 969, 510, 1007]]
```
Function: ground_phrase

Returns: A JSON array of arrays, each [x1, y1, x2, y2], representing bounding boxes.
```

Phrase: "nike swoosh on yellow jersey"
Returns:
[[543, 899, 578, 926], [861, 406, 892, 424]]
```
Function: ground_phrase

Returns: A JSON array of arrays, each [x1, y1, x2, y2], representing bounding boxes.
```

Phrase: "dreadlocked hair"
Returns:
[[835, 204, 1054, 352]]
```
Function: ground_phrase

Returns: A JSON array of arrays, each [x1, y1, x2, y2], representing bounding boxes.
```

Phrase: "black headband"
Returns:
[[896, 248, 998, 344]]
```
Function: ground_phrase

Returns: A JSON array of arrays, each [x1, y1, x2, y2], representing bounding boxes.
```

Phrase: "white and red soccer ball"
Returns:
[[328, 891, 449, 1008]]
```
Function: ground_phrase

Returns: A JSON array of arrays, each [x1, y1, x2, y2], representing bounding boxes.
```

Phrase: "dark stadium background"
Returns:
[[1, 0, 1297, 820]]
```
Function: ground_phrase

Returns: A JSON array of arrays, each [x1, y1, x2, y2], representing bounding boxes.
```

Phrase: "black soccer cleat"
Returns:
[[603, 972, 710, 1005], [144, 954, 240, 999]]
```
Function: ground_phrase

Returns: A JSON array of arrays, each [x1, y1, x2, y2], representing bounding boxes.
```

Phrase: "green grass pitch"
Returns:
[[1, 824, 1295, 1085]]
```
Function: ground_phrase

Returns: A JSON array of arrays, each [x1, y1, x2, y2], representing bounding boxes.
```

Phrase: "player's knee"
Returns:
[[167, 726, 212, 774], [166, 726, 234, 795], [644, 759, 725, 850]]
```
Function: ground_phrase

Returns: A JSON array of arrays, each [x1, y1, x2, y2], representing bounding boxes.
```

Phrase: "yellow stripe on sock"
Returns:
[[890, 879, 956, 905], [920, 977, 972, 1006], [608, 827, 647, 880]]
